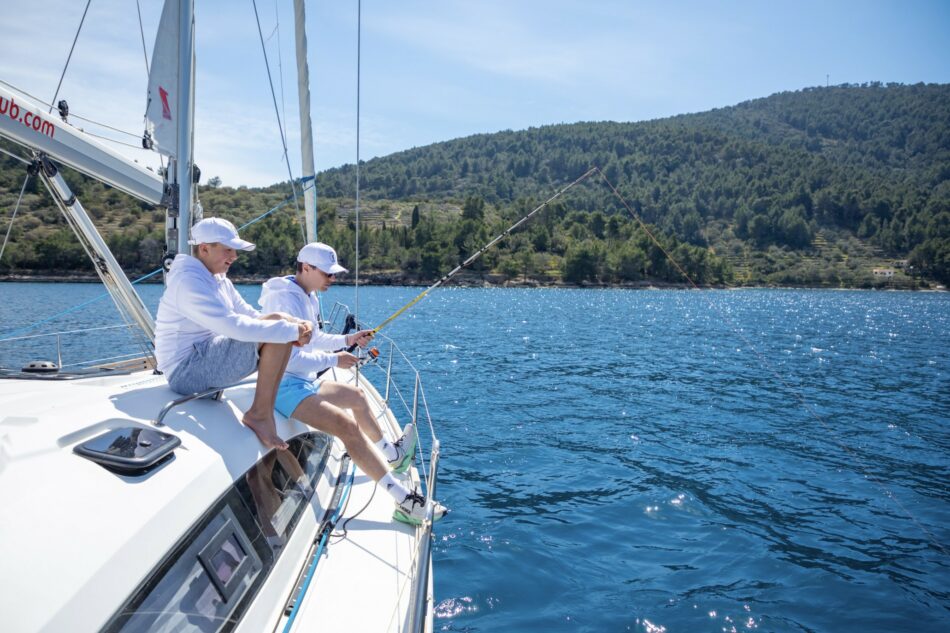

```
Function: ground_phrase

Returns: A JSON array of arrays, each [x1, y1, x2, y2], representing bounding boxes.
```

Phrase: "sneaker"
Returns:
[[393, 490, 448, 526], [388, 423, 418, 474]]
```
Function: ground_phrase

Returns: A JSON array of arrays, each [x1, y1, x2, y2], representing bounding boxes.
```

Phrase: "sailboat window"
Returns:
[[104, 432, 332, 633]]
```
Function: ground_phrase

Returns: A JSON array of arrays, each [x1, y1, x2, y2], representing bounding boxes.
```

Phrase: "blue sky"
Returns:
[[1, 0, 948, 187]]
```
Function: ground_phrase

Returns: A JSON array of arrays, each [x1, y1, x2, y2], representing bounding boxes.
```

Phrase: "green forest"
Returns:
[[1, 83, 948, 287]]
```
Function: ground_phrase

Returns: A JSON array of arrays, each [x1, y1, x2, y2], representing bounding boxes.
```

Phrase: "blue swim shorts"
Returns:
[[275, 376, 322, 419]]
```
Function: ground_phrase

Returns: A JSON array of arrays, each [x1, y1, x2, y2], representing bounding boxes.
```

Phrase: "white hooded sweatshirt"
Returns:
[[154, 254, 299, 378], [258, 275, 347, 382]]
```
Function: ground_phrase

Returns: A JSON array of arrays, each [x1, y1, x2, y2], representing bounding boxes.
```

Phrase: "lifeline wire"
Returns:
[[596, 167, 948, 558]]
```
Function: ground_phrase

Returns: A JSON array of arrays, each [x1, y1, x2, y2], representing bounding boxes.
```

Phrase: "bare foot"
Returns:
[[242, 413, 289, 450]]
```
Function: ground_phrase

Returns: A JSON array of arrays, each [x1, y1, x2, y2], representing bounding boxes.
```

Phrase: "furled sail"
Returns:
[[144, 0, 181, 157]]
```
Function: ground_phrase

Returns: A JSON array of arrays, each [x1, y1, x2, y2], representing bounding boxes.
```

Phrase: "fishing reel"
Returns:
[[356, 347, 380, 368]]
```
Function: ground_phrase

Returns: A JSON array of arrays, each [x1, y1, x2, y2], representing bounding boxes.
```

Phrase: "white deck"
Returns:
[[0, 364, 431, 633]]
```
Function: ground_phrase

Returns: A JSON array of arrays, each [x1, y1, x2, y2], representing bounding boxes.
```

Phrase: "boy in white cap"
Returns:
[[155, 217, 313, 450], [259, 242, 447, 525]]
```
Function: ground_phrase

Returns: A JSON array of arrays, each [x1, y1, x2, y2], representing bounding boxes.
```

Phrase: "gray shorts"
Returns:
[[167, 336, 259, 395]]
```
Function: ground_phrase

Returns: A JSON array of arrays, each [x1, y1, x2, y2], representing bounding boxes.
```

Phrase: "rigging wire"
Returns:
[[595, 167, 948, 558], [49, 0, 92, 114], [251, 0, 307, 246], [0, 145, 31, 166], [355, 0, 363, 379], [0, 174, 31, 263], [1, 78, 147, 141], [274, 1, 288, 144], [135, 0, 151, 77], [74, 129, 152, 151]]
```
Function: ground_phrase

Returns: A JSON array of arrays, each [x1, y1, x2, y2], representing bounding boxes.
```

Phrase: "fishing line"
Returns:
[[365, 166, 598, 336], [596, 167, 948, 557]]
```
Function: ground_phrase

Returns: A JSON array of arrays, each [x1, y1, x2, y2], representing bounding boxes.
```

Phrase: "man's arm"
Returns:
[[175, 275, 299, 343]]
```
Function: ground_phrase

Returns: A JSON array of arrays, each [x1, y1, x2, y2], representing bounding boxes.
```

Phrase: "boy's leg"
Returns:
[[290, 394, 388, 481], [316, 382, 384, 442]]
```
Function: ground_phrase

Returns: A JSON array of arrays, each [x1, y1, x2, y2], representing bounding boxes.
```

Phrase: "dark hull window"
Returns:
[[104, 433, 332, 633]]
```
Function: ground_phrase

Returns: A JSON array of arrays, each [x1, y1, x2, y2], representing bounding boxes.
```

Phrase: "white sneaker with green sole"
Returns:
[[388, 423, 417, 474], [393, 490, 447, 526]]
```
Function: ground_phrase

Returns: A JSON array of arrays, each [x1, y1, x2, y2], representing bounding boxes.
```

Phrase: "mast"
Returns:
[[174, 0, 197, 255], [293, 0, 317, 242], [146, 0, 196, 269]]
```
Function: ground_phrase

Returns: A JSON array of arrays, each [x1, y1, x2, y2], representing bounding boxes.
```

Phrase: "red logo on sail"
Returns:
[[159, 87, 172, 121]]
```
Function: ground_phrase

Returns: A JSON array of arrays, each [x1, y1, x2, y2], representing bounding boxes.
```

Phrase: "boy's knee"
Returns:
[[340, 385, 365, 406], [336, 414, 360, 440]]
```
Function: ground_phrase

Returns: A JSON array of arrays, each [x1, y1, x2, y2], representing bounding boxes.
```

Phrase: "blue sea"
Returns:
[[1, 284, 948, 632]]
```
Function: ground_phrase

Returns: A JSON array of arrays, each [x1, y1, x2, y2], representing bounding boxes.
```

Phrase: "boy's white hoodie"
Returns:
[[259, 275, 347, 382], [154, 254, 299, 379]]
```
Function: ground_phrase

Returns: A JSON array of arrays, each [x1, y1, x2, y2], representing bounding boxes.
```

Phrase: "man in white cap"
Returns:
[[154, 217, 313, 450], [259, 242, 446, 525]]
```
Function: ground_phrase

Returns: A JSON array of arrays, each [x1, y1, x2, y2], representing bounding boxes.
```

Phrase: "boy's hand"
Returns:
[[345, 329, 375, 348], [335, 351, 359, 369], [296, 322, 313, 346]]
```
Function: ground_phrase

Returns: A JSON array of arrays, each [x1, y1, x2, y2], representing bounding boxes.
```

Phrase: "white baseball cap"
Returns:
[[188, 218, 255, 251], [297, 242, 347, 275]]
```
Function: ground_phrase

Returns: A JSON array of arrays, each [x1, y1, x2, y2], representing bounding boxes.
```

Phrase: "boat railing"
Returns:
[[325, 302, 440, 633], [408, 439, 439, 633], [0, 323, 150, 373]]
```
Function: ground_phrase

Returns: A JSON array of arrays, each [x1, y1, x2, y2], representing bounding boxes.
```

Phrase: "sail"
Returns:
[[145, 0, 180, 157]]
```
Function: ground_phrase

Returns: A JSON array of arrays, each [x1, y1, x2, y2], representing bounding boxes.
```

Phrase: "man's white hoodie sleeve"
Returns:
[[175, 272, 298, 343]]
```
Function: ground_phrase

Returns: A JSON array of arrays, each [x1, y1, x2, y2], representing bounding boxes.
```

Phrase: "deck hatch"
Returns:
[[73, 426, 180, 475]]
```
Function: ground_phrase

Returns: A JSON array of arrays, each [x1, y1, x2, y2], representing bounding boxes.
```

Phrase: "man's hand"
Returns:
[[345, 329, 375, 349], [296, 321, 313, 347], [335, 351, 359, 369]]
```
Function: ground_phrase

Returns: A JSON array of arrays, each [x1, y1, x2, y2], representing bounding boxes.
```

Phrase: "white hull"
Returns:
[[0, 363, 431, 632]]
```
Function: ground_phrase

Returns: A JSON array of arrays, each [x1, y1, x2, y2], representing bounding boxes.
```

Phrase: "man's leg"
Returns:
[[243, 340, 293, 450], [242, 313, 300, 450]]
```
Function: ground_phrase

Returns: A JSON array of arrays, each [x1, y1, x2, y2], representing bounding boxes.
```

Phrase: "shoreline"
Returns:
[[0, 273, 941, 291]]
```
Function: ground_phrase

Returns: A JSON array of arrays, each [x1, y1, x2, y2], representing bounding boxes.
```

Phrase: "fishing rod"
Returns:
[[363, 166, 598, 337]]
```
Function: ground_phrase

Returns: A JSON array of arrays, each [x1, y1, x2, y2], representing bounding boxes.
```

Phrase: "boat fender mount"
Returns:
[[73, 426, 181, 476]]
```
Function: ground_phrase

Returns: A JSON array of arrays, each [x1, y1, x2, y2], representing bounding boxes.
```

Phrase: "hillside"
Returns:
[[1, 83, 948, 287]]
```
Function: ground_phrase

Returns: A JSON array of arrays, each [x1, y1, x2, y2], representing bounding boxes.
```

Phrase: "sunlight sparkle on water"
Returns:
[[434, 596, 478, 618], [638, 619, 667, 633]]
